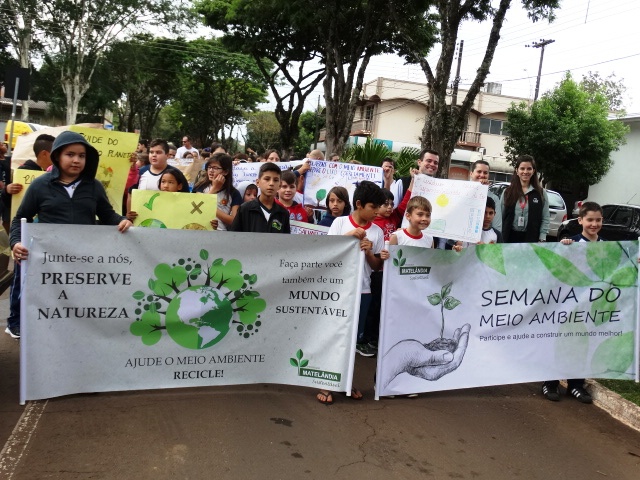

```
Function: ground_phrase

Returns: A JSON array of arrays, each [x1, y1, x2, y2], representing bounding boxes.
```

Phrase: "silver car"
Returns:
[[488, 182, 567, 239]]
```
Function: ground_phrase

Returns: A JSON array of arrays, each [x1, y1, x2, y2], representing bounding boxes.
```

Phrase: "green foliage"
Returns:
[[244, 111, 281, 153], [102, 36, 188, 138], [169, 38, 269, 148], [598, 379, 640, 405], [505, 73, 629, 186], [580, 71, 627, 113], [391, 147, 421, 179], [292, 110, 325, 157], [40, 0, 186, 124], [341, 138, 392, 166]]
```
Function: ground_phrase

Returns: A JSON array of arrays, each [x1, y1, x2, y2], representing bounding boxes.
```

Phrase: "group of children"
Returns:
[[3, 132, 611, 408]]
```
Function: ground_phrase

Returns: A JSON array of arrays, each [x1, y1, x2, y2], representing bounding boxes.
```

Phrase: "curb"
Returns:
[[586, 380, 640, 433]]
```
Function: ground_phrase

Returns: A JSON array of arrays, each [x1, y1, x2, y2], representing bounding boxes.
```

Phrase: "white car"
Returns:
[[488, 182, 567, 239]]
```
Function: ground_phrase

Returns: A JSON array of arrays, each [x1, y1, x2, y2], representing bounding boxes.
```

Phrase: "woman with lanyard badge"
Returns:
[[500, 155, 549, 243]]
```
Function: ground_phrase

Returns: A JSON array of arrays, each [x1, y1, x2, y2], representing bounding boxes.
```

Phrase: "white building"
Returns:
[[319, 77, 533, 180], [582, 114, 640, 206]]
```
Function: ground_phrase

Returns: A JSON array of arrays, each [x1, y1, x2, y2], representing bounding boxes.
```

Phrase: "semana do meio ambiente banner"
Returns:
[[376, 241, 639, 398], [20, 224, 363, 402]]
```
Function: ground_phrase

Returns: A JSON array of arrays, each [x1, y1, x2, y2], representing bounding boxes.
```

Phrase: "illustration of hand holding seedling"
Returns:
[[383, 282, 471, 388]]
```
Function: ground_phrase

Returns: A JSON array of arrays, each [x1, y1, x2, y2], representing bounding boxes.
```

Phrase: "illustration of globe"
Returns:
[[165, 285, 233, 349], [139, 218, 167, 228]]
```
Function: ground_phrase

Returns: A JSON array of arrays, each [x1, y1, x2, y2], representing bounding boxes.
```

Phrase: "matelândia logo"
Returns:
[[290, 349, 341, 382], [130, 249, 266, 350], [393, 249, 431, 276]]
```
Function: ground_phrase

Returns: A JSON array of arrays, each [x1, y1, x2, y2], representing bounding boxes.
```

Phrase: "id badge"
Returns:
[[517, 216, 525, 227]]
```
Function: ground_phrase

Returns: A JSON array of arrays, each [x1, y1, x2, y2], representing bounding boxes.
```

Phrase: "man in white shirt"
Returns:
[[175, 135, 199, 164]]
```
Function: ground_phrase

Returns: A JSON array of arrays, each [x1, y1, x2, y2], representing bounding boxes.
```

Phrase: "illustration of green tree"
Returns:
[[130, 248, 266, 347], [315, 189, 327, 206]]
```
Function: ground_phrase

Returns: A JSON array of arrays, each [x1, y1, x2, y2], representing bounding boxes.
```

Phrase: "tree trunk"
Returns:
[[393, 0, 512, 178], [254, 54, 324, 159], [322, 4, 379, 157]]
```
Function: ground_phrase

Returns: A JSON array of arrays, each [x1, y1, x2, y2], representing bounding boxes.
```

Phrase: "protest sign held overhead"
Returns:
[[131, 190, 217, 230]]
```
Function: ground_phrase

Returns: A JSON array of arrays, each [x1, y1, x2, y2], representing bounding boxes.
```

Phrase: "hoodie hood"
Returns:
[[50, 131, 100, 180]]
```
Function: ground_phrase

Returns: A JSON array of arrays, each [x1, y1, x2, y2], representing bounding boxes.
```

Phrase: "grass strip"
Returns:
[[597, 379, 640, 406]]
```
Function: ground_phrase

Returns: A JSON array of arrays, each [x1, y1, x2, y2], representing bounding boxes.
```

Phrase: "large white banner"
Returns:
[[21, 225, 363, 402], [376, 241, 639, 398], [303, 161, 383, 208], [407, 175, 488, 243]]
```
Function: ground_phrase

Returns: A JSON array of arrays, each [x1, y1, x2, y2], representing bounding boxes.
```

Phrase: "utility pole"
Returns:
[[527, 39, 555, 101], [451, 40, 464, 106]]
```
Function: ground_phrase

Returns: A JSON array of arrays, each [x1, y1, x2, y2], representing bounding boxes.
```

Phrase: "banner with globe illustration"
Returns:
[[20, 224, 363, 402], [375, 241, 639, 399]]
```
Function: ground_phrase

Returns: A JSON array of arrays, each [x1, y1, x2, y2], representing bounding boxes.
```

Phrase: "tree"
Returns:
[[244, 111, 281, 154], [197, 0, 325, 158], [198, 0, 429, 157], [40, 0, 182, 124], [169, 38, 269, 149], [1, 0, 44, 120], [293, 110, 325, 157], [101, 36, 188, 137], [390, 0, 559, 177], [504, 73, 628, 187], [580, 71, 627, 114]]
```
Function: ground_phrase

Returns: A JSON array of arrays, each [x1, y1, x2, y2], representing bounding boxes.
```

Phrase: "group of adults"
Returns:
[[382, 148, 549, 244]]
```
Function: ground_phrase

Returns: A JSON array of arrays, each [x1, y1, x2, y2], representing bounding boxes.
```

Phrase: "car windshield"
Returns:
[[547, 192, 565, 210]]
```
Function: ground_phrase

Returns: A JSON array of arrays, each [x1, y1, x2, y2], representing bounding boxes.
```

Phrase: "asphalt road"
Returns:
[[1, 290, 640, 480]]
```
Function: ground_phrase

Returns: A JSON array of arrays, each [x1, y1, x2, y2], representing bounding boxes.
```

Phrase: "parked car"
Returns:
[[572, 199, 585, 218], [557, 204, 640, 241], [488, 182, 567, 239]]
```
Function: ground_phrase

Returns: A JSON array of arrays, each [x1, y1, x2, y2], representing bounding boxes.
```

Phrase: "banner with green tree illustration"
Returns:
[[376, 242, 639, 399], [20, 224, 362, 402]]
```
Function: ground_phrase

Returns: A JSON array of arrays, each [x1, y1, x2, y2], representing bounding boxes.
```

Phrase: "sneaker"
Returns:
[[568, 386, 593, 404], [542, 381, 560, 401], [367, 341, 378, 355], [356, 343, 375, 357], [5, 326, 20, 339]]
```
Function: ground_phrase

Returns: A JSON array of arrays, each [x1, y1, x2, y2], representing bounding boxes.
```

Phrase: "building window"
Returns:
[[479, 117, 507, 135], [364, 105, 374, 121]]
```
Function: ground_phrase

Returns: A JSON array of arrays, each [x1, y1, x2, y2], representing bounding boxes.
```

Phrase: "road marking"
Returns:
[[0, 400, 48, 478]]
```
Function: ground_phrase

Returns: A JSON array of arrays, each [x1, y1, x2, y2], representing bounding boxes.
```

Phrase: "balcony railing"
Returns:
[[457, 130, 481, 147], [319, 118, 373, 142]]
